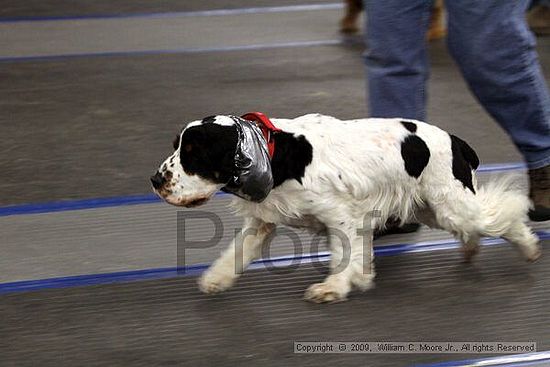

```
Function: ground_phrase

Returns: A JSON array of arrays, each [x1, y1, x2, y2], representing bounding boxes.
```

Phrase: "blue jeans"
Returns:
[[364, 0, 550, 169]]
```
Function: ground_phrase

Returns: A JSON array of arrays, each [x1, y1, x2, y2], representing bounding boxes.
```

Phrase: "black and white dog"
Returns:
[[151, 113, 540, 303]]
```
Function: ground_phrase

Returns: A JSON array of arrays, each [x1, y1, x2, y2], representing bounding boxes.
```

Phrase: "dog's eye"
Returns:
[[173, 135, 180, 150]]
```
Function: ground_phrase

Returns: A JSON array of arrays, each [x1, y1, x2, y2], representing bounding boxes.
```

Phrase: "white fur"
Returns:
[[159, 114, 541, 303]]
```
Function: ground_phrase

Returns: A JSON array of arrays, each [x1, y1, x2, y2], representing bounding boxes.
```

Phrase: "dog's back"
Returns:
[[258, 114, 456, 225]]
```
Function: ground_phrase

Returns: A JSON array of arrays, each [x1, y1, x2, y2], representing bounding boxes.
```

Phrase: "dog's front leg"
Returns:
[[199, 217, 275, 294], [304, 220, 375, 303]]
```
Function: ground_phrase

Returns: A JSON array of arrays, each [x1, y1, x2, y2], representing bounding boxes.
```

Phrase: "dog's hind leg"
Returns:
[[416, 204, 481, 262], [423, 175, 541, 262], [501, 221, 541, 262], [198, 217, 275, 294], [419, 179, 487, 262]]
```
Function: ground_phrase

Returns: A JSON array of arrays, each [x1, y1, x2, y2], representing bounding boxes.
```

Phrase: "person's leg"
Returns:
[[363, 0, 434, 120], [445, 0, 550, 220], [446, 0, 550, 170]]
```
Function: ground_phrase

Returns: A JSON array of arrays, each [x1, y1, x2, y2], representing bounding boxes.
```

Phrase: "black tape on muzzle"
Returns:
[[221, 117, 274, 202]]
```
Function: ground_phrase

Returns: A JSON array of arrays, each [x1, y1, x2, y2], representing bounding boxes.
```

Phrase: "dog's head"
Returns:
[[151, 115, 238, 208]]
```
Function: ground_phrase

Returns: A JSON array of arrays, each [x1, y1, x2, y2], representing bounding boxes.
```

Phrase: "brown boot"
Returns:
[[527, 5, 550, 36], [340, 0, 363, 34], [427, 0, 447, 41], [528, 164, 550, 221]]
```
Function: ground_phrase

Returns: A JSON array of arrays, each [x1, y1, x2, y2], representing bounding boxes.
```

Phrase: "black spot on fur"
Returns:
[[271, 132, 313, 187], [201, 115, 217, 124], [450, 134, 479, 170], [400, 135, 430, 178], [400, 121, 417, 133], [450, 134, 479, 193], [179, 123, 238, 184]]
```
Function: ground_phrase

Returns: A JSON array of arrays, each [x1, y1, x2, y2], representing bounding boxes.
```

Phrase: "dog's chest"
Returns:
[[279, 214, 327, 233], [232, 191, 327, 233]]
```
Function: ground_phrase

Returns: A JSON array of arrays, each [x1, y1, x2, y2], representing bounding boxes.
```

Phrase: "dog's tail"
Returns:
[[476, 174, 530, 237], [475, 173, 540, 261]]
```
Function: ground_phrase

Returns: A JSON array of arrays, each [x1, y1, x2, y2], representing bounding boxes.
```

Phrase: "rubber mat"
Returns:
[[1, 241, 548, 367]]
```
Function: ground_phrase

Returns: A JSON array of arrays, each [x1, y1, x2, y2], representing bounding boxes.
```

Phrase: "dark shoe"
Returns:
[[527, 5, 550, 36], [528, 164, 550, 222], [374, 218, 421, 239]]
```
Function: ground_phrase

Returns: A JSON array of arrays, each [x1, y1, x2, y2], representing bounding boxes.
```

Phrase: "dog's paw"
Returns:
[[198, 270, 235, 294], [462, 245, 479, 263], [525, 245, 542, 263], [351, 274, 375, 292], [304, 282, 348, 304]]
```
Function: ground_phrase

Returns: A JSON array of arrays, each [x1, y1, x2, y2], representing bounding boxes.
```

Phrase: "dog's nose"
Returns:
[[150, 171, 166, 190]]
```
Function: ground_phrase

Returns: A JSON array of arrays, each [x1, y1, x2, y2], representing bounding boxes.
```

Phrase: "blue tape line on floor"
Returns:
[[0, 3, 343, 23], [0, 162, 528, 217], [0, 39, 344, 63], [0, 230, 547, 295]]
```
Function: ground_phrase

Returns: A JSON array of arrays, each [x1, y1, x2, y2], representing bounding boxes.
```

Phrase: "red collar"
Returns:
[[241, 112, 281, 159]]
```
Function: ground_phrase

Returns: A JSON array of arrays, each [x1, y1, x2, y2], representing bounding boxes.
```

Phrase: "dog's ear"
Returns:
[[173, 134, 181, 150], [179, 123, 238, 183]]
